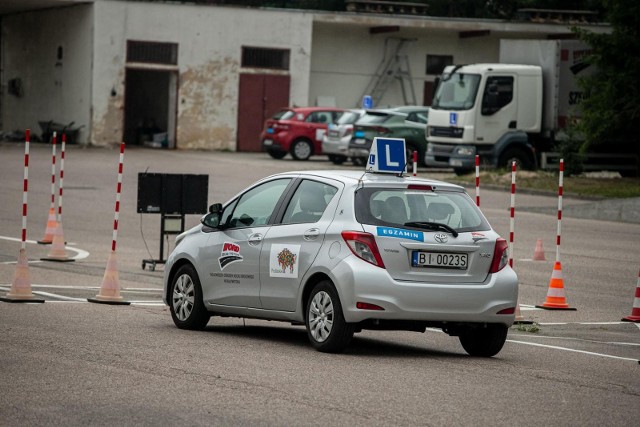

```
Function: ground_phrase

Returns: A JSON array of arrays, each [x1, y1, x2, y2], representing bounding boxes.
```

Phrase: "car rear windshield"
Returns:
[[272, 110, 295, 120], [336, 111, 362, 125], [356, 112, 399, 125], [355, 187, 490, 233]]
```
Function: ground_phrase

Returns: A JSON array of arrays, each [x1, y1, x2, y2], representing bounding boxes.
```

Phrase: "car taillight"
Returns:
[[341, 231, 385, 268], [274, 123, 290, 131], [372, 126, 391, 134], [489, 238, 509, 273], [343, 126, 354, 137]]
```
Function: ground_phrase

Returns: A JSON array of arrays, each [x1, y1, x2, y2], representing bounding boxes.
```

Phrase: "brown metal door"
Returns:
[[237, 73, 290, 152]]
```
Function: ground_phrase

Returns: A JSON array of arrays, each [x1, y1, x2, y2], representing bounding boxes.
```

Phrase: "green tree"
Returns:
[[573, 0, 640, 157]]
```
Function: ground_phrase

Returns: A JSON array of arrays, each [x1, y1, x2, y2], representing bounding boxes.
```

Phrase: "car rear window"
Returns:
[[272, 110, 295, 120], [356, 112, 397, 125], [337, 111, 363, 125], [355, 187, 490, 232]]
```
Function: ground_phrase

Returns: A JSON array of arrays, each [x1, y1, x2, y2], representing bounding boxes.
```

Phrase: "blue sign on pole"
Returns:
[[449, 112, 458, 125], [362, 95, 373, 109], [366, 137, 406, 173]]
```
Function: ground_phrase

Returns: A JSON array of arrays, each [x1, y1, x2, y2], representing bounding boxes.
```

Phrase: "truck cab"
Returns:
[[425, 64, 543, 174]]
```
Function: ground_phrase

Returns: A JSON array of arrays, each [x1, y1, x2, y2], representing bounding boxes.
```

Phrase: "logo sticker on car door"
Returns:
[[269, 244, 301, 278], [219, 242, 244, 270]]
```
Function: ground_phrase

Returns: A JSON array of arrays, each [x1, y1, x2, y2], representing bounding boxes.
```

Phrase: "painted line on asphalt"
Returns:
[[507, 339, 639, 362], [539, 322, 627, 325], [519, 304, 542, 311], [0, 286, 163, 305], [509, 333, 640, 347], [0, 235, 90, 260]]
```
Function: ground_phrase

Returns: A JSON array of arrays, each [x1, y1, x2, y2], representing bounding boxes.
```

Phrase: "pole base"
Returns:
[[0, 295, 45, 303], [37, 240, 53, 245], [535, 304, 577, 311], [513, 319, 534, 325], [41, 257, 75, 263], [88, 297, 131, 306]]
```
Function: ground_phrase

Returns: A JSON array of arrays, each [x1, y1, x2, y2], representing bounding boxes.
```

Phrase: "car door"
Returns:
[[200, 178, 293, 308], [259, 178, 342, 311], [304, 111, 335, 152]]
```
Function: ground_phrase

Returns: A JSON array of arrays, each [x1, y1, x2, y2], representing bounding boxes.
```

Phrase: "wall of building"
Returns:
[[1, 4, 93, 143], [91, 1, 313, 150]]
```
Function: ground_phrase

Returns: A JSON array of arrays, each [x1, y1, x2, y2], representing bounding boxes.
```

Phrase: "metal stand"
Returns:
[[142, 213, 184, 271]]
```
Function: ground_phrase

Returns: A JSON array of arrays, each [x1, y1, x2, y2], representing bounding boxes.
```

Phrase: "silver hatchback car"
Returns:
[[163, 170, 518, 356]]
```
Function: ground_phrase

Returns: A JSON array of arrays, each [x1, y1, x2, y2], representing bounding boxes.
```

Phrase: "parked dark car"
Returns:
[[349, 106, 429, 166], [261, 107, 345, 161]]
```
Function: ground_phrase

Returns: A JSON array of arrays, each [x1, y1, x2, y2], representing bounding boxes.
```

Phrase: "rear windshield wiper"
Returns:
[[404, 221, 459, 238]]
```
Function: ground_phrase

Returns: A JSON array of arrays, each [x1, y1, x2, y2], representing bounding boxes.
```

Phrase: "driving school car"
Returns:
[[163, 140, 518, 356]]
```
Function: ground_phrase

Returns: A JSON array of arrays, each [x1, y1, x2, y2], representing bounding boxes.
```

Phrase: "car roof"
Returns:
[[264, 170, 465, 192], [285, 107, 346, 113], [388, 106, 429, 113]]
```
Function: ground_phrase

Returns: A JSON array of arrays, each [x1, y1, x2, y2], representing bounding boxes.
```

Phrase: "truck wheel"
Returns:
[[500, 148, 534, 170], [291, 139, 313, 161], [328, 154, 347, 165], [458, 324, 508, 357]]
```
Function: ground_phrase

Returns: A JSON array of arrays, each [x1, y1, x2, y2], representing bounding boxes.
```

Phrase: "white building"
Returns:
[[0, 0, 609, 151]]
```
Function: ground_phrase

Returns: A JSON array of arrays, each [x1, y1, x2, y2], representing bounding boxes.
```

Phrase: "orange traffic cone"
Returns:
[[0, 249, 44, 303], [37, 208, 58, 244], [41, 221, 74, 262], [532, 238, 546, 261], [88, 251, 130, 305], [621, 270, 640, 322], [513, 302, 533, 324], [536, 261, 576, 310]]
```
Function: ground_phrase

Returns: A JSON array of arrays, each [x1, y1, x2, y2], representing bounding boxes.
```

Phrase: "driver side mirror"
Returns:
[[202, 203, 223, 228]]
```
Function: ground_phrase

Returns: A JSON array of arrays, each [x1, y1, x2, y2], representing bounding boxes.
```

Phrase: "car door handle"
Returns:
[[304, 228, 320, 241], [248, 233, 263, 246]]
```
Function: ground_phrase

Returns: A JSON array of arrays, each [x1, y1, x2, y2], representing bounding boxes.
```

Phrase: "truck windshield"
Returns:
[[432, 73, 481, 111]]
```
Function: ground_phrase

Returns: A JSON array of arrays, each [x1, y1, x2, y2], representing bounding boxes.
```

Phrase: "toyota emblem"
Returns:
[[434, 233, 448, 243]]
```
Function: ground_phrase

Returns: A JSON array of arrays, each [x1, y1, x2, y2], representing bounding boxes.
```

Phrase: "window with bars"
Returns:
[[241, 47, 290, 70], [127, 41, 178, 65]]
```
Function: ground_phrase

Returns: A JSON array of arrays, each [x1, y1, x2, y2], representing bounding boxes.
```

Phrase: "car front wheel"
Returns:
[[305, 281, 355, 353], [170, 264, 210, 330], [458, 324, 508, 357]]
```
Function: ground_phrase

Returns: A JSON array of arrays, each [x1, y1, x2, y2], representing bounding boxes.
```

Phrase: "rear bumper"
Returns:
[[322, 136, 350, 156], [331, 255, 519, 326]]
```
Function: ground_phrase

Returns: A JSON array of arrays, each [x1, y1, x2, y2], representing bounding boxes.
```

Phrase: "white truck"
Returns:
[[425, 39, 592, 174]]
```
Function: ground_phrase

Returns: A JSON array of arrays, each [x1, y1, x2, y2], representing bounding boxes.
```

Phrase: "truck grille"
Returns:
[[430, 126, 464, 138]]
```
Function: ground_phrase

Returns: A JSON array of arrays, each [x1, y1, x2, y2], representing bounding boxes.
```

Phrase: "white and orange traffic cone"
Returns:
[[41, 221, 74, 262], [532, 238, 546, 261], [513, 301, 533, 324], [88, 251, 130, 305], [536, 261, 576, 310], [37, 208, 58, 244], [0, 249, 44, 303], [621, 270, 640, 323]]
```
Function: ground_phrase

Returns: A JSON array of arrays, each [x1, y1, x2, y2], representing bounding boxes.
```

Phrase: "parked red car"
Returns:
[[261, 107, 345, 160]]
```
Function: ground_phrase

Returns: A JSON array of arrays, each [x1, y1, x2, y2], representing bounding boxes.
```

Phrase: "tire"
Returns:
[[169, 264, 210, 330], [267, 150, 287, 160], [458, 324, 508, 357], [453, 167, 473, 176], [305, 280, 355, 353], [291, 139, 313, 161], [499, 148, 534, 170], [352, 157, 366, 167], [328, 154, 347, 165]]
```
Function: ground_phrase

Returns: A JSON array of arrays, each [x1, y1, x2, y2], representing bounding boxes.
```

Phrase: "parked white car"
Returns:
[[321, 109, 365, 164]]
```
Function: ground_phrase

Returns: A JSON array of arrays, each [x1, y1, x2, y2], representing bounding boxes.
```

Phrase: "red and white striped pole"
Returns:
[[88, 142, 129, 305], [21, 130, 30, 250], [412, 150, 417, 177], [508, 161, 516, 268], [57, 134, 66, 223], [49, 132, 57, 212], [475, 154, 480, 207], [112, 142, 125, 252], [556, 159, 564, 262]]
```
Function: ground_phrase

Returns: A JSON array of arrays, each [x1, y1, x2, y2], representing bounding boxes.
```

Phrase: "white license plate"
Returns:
[[354, 138, 366, 144], [263, 139, 273, 146], [411, 251, 468, 269]]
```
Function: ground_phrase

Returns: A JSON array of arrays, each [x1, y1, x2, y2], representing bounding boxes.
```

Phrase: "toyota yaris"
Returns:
[[163, 170, 518, 356]]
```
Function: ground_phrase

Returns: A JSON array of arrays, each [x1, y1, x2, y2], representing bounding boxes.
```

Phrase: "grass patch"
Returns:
[[515, 322, 541, 333], [453, 170, 640, 199]]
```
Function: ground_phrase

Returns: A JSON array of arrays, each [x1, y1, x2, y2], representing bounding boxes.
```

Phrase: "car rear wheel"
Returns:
[[328, 154, 347, 165], [291, 139, 313, 161], [458, 324, 508, 357], [170, 264, 210, 330], [267, 150, 287, 160], [305, 280, 355, 353]]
